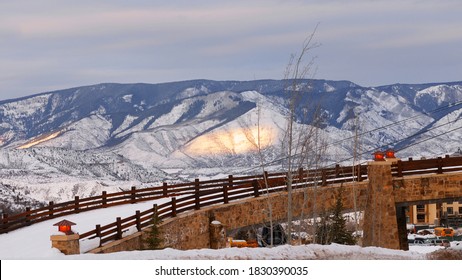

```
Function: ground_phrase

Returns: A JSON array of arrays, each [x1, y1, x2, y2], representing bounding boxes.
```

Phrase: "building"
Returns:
[[406, 201, 462, 228], [440, 201, 462, 227], [407, 203, 438, 226]]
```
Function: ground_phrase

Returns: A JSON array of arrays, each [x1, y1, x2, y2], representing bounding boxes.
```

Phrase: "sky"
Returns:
[[1, 0, 462, 101]]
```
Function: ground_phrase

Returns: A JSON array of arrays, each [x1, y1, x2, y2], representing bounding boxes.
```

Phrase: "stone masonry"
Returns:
[[362, 160, 400, 249], [87, 163, 462, 254]]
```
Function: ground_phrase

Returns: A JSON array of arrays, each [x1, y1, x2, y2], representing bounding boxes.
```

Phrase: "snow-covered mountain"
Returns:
[[1, 79, 462, 209]]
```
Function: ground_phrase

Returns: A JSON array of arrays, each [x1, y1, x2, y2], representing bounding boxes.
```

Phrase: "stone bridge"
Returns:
[[90, 159, 462, 254]]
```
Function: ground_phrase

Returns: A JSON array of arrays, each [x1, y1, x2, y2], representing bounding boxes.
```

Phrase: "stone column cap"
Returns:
[[50, 233, 80, 241], [368, 160, 393, 166]]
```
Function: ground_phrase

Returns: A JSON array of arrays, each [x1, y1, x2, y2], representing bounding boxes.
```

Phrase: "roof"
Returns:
[[53, 219, 76, 227]]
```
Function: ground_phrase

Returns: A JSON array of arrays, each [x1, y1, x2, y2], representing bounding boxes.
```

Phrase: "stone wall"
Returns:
[[89, 232, 144, 254], [362, 161, 400, 249], [88, 181, 370, 253], [393, 173, 462, 204], [86, 168, 462, 254]]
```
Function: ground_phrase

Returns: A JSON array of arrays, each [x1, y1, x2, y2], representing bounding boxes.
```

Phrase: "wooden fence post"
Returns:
[[335, 164, 340, 178], [131, 186, 136, 203], [355, 164, 363, 182], [102, 191, 107, 208], [153, 204, 158, 221], [437, 157, 443, 174], [48, 201, 54, 218], [2, 213, 8, 232], [397, 160, 403, 177], [74, 196, 80, 213], [321, 170, 327, 186], [153, 204, 158, 214], [95, 224, 101, 237], [223, 176, 231, 204], [135, 210, 141, 231], [25, 207, 31, 225], [171, 197, 177, 218], [252, 180, 260, 197], [298, 167, 304, 182], [95, 224, 102, 246], [116, 217, 122, 239], [163, 182, 168, 197], [262, 171, 269, 190], [194, 179, 200, 210]]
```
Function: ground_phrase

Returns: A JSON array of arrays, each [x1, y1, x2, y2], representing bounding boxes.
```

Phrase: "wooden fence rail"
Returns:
[[391, 155, 462, 177], [76, 163, 369, 247], [3, 155, 462, 238], [0, 163, 366, 234], [77, 155, 462, 249]]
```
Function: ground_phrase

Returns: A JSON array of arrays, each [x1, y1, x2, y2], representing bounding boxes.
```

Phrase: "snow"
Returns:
[[122, 94, 133, 103], [0, 94, 51, 120], [0, 195, 451, 261], [1, 197, 460, 280], [415, 84, 462, 107], [323, 83, 336, 92], [38, 114, 113, 150], [2, 82, 462, 278], [111, 114, 137, 135]]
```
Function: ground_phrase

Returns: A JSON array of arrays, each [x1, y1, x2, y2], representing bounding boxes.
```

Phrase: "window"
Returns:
[[417, 214, 425, 223], [447, 207, 453, 215], [459, 207, 462, 214]]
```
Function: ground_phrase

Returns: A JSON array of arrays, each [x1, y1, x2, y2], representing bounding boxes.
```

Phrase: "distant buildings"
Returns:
[[406, 201, 462, 228]]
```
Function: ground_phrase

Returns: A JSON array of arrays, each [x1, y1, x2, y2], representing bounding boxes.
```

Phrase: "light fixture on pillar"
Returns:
[[385, 149, 396, 159], [53, 219, 76, 235], [373, 151, 385, 161]]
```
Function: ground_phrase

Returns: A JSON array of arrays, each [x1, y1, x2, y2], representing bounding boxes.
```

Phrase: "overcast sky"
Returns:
[[1, 0, 461, 100]]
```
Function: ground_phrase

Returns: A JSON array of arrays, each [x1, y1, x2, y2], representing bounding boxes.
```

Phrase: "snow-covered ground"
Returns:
[[0, 196, 455, 260], [1, 197, 461, 280]]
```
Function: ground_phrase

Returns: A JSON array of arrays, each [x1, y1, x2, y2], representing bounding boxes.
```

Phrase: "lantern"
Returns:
[[373, 151, 385, 161], [53, 219, 76, 234], [385, 149, 395, 159]]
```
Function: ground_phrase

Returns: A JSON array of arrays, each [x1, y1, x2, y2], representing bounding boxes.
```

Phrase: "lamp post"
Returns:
[[50, 219, 80, 255], [385, 149, 396, 159], [373, 151, 385, 161], [53, 219, 76, 235]]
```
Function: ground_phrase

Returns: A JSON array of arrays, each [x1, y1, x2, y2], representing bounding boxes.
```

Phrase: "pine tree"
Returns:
[[315, 186, 356, 245], [144, 211, 163, 250], [328, 187, 356, 245]]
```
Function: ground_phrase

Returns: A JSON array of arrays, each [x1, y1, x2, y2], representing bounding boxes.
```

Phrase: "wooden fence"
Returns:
[[391, 155, 462, 177], [78, 155, 462, 248], [0, 163, 365, 235], [78, 163, 367, 245], [3, 154, 462, 247]]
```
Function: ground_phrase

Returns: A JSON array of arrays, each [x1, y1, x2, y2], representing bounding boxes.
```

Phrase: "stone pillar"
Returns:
[[50, 234, 80, 255], [362, 160, 400, 249], [395, 205, 409, 251], [209, 220, 226, 249]]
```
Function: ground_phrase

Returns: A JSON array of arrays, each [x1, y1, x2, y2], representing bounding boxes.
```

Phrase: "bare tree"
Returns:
[[239, 101, 277, 246], [282, 24, 321, 244]]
